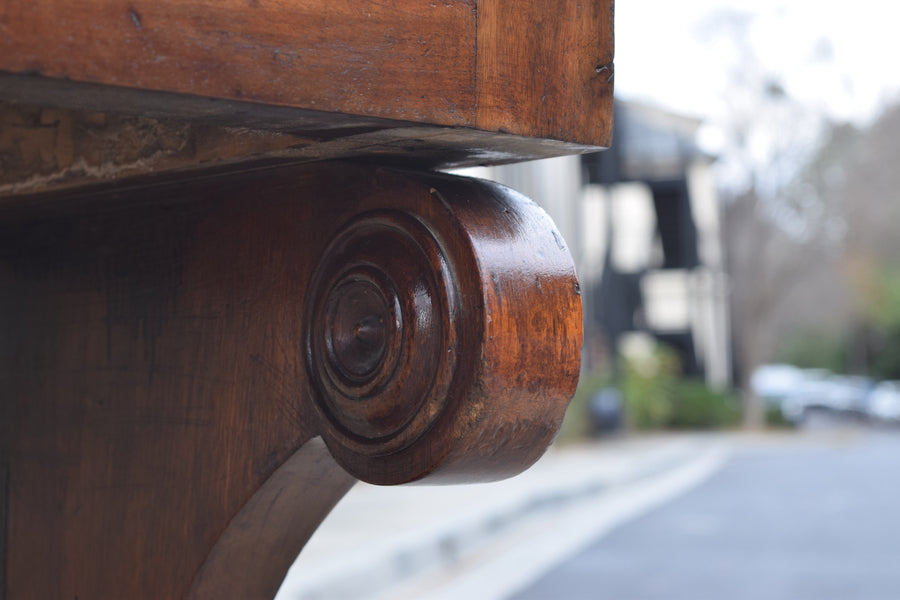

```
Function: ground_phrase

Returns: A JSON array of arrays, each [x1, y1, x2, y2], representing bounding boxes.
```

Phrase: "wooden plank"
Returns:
[[0, 0, 477, 125], [0, 0, 614, 152]]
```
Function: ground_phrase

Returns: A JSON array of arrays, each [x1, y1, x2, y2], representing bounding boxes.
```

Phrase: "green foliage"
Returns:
[[775, 331, 847, 372], [765, 404, 791, 428], [667, 379, 741, 429], [558, 341, 743, 442], [856, 268, 900, 380], [860, 266, 900, 329], [773, 267, 900, 379], [620, 345, 679, 430], [868, 324, 900, 380], [620, 343, 740, 430]]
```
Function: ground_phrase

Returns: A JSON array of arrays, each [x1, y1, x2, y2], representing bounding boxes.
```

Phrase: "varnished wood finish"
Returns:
[[0, 162, 582, 598], [1, 1, 478, 125], [476, 0, 614, 144], [0, 0, 614, 161], [188, 438, 355, 600]]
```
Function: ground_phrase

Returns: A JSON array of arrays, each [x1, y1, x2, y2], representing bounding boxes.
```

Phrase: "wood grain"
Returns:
[[188, 438, 355, 600], [477, 0, 615, 145], [0, 0, 614, 155], [0, 99, 603, 198], [0, 162, 582, 598], [0, 0, 477, 124]]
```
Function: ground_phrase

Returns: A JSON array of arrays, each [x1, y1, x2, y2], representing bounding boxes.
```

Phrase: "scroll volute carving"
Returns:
[[305, 169, 583, 485], [194, 165, 583, 598], [0, 162, 581, 599]]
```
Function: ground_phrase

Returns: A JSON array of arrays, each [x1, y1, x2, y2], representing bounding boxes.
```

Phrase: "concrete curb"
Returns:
[[277, 435, 728, 600]]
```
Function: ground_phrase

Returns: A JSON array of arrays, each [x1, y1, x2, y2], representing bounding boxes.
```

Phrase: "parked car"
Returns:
[[867, 381, 900, 423], [822, 375, 874, 416], [781, 369, 833, 424], [782, 372, 874, 424], [751, 364, 805, 407]]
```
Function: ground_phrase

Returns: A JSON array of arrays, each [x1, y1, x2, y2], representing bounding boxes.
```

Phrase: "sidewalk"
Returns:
[[276, 433, 730, 600]]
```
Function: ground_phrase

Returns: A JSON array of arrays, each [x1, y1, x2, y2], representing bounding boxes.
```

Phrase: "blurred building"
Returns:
[[460, 99, 732, 387]]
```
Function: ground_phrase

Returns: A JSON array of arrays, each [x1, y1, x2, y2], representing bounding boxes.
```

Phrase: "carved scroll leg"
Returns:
[[0, 162, 581, 598], [304, 169, 584, 485]]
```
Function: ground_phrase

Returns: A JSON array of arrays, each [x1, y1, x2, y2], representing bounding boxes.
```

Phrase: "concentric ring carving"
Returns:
[[304, 210, 460, 456]]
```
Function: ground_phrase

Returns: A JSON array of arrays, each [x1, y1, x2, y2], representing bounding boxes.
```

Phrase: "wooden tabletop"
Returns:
[[0, 0, 614, 186]]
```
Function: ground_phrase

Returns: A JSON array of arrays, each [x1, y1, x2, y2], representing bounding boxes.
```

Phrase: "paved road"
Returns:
[[514, 428, 900, 600]]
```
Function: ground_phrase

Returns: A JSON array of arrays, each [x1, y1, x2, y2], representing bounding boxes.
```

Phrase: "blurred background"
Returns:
[[462, 0, 900, 435], [278, 1, 900, 598]]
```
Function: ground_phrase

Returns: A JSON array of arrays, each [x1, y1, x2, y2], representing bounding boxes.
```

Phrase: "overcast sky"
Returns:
[[615, 0, 900, 126]]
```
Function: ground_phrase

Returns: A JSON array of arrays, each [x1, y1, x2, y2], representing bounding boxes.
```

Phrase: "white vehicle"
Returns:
[[751, 364, 805, 405], [823, 375, 874, 414], [782, 371, 873, 424], [868, 381, 900, 423], [780, 369, 833, 423]]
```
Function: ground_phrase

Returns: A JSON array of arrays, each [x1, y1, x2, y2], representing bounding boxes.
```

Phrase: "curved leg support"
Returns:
[[0, 162, 582, 598], [189, 437, 355, 599]]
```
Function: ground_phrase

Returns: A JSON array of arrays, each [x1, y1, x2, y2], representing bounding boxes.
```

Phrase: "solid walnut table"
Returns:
[[0, 1, 614, 597]]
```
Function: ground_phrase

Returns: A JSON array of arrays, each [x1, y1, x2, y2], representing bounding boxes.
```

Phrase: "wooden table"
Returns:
[[0, 1, 613, 597]]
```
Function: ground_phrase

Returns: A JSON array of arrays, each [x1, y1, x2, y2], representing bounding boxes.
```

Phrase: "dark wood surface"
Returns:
[[1, 0, 479, 125], [0, 162, 582, 598], [0, 99, 602, 198], [0, 0, 614, 170], [476, 0, 614, 144], [2, 2, 601, 595]]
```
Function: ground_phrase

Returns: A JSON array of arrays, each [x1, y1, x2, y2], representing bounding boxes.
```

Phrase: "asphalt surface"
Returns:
[[513, 427, 900, 600]]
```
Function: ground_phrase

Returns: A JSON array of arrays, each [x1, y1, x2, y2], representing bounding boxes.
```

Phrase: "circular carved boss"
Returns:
[[303, 168, 582, 485], [304, 210, 460, 458]]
